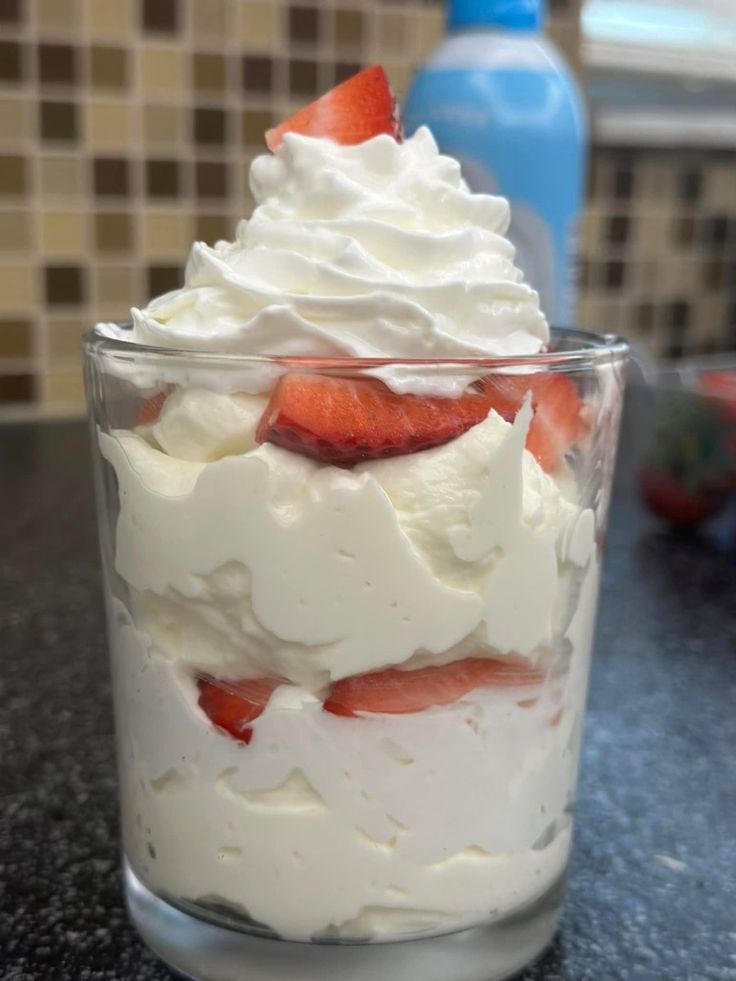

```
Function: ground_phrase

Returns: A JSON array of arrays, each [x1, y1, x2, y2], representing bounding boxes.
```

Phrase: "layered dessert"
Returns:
[[95, 68, 599, 943]]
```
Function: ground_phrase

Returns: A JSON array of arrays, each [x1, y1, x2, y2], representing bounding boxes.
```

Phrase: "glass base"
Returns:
[[124, 861, 562, 981]]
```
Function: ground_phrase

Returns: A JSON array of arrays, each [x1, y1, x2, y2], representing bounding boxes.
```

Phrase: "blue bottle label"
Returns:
[[404, 67, 586, 327]]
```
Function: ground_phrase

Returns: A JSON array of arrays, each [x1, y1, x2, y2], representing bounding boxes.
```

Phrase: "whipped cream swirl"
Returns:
[[103, 128, 548, 387]]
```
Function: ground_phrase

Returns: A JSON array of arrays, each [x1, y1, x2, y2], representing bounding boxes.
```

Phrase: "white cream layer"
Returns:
[[98, 128, 548, 397], [112, 559, 599, 941], [102, 401, 594, 689]]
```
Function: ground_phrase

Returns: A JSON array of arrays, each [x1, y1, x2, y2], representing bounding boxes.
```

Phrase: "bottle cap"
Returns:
[[448, 0, 544, 31]]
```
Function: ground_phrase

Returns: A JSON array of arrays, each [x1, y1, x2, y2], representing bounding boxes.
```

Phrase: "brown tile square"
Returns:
[[0, 155, 27, 194], [141, 0, 179, 33], [94, 265, 134, 304], [0, 42, 23, 83], [35, 0, 79, 32], [0, 0, 22, 24], [41, 211, 87, 254], [45, 264, 86, 305], [195, 160, 228, 198], [192, 52, 226, 91], [0, 374, 34, 403], [0, 264, 34, 311], [678, 167, 702, 203], [193, 107, 227, 145], [603, 260, 625, 290], [703, 258, 725, 290], [241, 109, 273, 147], [607, 215, 630, 246], [0, 98, 32, 142], [39, 154, 82, 196], [334, 62, 361, 85], [196, 214, 231, 243], [93, 156, 130, 196], [335, 9, 363, 44], [0, 319, 32, 358], [147, 264, 182, 297], [90, 46, 128, 88], [140, 46, 183, 90], [289, 59, 318, 97], [47, 316, 86, 361], [143, 104, 182, 145], [40, 101, 78, 141], [289, 6, 320, 43], [87, 101, 132, 149], [146, 159, 180, 197], [142, 212, 190, 256], [242, 55, 273, 92], [238, 2, 280, 47], [0, 211, 30, 251], [86, 0, 133, 39], [38, 43, 78, 85], [192, 0, 227, 39], [95, 212, 133, 251]]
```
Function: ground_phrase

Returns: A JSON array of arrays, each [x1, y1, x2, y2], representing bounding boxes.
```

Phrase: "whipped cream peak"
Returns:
[[104, 127, 548, 395]]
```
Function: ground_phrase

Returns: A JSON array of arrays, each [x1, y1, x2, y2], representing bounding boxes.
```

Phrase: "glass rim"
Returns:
[[84, 323, 629, 372]]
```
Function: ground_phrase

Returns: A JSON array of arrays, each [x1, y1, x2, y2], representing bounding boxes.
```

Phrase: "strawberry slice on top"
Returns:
[[256, 371, 585, 471], [196, 675, 283, 744], [265, 65, 402, 151], [323, 656, 544, 718]]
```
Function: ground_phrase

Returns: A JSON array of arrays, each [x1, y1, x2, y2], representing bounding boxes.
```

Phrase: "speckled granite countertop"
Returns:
[[1, 420, 735, 981]]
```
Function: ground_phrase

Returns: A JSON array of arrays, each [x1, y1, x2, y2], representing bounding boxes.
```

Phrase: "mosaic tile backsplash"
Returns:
[[0, 0, 734, 417]]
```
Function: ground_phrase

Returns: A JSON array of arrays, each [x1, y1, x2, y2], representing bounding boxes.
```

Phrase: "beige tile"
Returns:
[[35, 0, 81, 33], [192, 0, 229, 40], [416, 7, 444, 57], [375, 11, 409, 55], [143, 104, 183, 146], [703, 163, 736, 208], [86, 101, 134, 150], [142, 212, 192, 257], [636, 161, 676, 204], [141, 47, 185, 92], [40, 155, 84, 197], [238, 1, 281, 48], [43, 367, 85, 405], [86, 0, 133, 40], [0, 99, 32, 145], [580, 209, 603, 252], [633, 212, 671, 252], [0, 265, 35, 313], [0, 211, 32, 252], [47, 316, 87, 362], [94, 265, 135, 305], [41, 212, 88, 255]]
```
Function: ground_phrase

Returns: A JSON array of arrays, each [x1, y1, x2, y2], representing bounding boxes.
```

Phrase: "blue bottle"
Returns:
[[404, 0, 587, 327]]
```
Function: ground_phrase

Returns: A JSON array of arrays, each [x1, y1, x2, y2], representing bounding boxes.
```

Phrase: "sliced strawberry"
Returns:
[[323, 656, 543, 718], [256, 373, 498, 465], [196, 675, 283, 744], [256, 372, 584, 470], [136, 388, 171, 427], [265, 65, 402, 152], [639, 468, 728, 526]]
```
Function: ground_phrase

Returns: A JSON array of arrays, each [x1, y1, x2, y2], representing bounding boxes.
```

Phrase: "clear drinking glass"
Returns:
[[84, 326, 628, 981]]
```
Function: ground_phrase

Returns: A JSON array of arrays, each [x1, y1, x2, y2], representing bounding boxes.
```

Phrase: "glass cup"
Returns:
[[84, 326, 628, 981]]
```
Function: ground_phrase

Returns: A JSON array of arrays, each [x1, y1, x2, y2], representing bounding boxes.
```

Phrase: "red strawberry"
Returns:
[[136, 388, 171, 427], [265, 65, 402, 152], [196, 675, 283, 744], [257, 372, 584, 471], [256, 373, 499, 465], [700, 369, 736, 421], [639, 468, 729, 526], [323, 656, 543, 718], [480, 374, 585, 472]]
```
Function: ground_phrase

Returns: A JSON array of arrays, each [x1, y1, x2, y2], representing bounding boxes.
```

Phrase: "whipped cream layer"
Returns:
[[101, 397, 593, 689], [99, 127, 548, 397], [113, 558, 599, 941]]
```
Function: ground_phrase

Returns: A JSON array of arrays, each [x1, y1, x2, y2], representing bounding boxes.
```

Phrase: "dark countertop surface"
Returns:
[[1, 419, 735, 981]]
